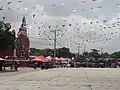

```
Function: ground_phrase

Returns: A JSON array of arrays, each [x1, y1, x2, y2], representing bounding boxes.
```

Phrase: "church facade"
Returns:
[[16, 17, 30, 59]]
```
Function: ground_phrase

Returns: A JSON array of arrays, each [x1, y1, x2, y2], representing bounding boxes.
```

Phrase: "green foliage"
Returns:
[[30, 48, 53, 57], [0, 21, 16, 51], [101, 52, 110, 58], [111, 51, 120, 58], [29, 47, 75, 58]]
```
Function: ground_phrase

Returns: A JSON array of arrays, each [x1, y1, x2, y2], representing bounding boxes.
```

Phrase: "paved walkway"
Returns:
[[0, 68, 120, 90], [0, 68, 40, 77]]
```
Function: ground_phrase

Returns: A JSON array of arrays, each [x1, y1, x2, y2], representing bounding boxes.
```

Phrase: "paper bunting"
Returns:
[[72, 9, 76, 12], [8, 7, 10, 10], [7, 2, 12, 4], [49, 26, 51, 29], [18, 1, 22, 3], [0, 6, 3, 11], [111, 32, 113, 34], [2, 17, 5, 20], [90, 22, 93, 24], [53, 5, 56, 7], [33, 14, 36, 18], [103, 20, 107, 23], [81, 1, 86, 3], [90, 8, 93, 10], [69, 24, 71, 27], [62, 25, 65, 27], [97, 6, 102, 8], [116, 4, 119, 5], [0, 0, 119, 47], [104, 27, 106, 29], [82, 9, 84, 11], [38, 27, 41, 30]]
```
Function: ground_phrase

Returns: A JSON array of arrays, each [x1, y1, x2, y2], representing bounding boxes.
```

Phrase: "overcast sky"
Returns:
[[1, 0, 120, 53]]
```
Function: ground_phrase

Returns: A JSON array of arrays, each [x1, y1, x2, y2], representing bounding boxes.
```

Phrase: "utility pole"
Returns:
[[54, 30, 57, 59], [76, 43, 80, 55], [78, 45, 80, 55], [51, 29, 61, 65], [84, 45, 86, 53], [78, 47, 80, 55], [83, 45, 86, 61], [100, 48, 103, 54]]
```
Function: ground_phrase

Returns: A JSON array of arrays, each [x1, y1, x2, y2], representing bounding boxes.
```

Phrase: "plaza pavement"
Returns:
[[0, 68, 120, 90]]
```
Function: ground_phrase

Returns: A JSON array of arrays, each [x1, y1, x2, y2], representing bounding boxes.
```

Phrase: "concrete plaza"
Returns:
[[0, 68, 120, 90]]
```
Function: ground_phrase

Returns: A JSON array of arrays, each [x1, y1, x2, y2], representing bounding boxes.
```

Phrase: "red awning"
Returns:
[[46, 56, 53, 60], [0, 58, 4, 61]]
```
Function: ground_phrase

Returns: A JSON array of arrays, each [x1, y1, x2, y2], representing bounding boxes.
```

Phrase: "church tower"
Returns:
[[16, 17, 30, 59], [18, 16, 28, 36]]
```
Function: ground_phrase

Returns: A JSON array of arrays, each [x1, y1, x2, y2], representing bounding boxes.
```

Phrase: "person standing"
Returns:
[[0, 60, 3, 71], [33, 62, 38, 69]]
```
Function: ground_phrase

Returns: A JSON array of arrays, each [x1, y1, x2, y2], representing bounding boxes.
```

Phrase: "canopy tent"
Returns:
[[46, 56, 53, 61], [32, 56, 46, 62], [32, 56, 52, 62], [59, 57, 66, 61], [0, 58, 4, 61], [55, 57, 68, 63], [116, 62, 120, 65], [60, 58, 68, 63], [55, 57, 59, 61]]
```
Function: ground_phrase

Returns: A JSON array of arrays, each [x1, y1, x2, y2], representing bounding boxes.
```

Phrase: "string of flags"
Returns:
[[0, 0, 120, 48]]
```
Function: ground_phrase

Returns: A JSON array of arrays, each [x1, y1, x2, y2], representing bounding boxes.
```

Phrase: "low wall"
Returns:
[[19, 60, 29, 67], [4, 60, 30, 67]]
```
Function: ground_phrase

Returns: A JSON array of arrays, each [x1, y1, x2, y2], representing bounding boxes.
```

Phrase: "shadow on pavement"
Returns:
[[0, 70, 19, 73]]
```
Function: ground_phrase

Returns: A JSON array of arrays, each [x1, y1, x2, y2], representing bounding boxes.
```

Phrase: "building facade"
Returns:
[[16, 17, 30, 59]]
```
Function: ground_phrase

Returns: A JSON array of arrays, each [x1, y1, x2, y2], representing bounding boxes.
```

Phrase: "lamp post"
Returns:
[[77, 44, 80, 55]]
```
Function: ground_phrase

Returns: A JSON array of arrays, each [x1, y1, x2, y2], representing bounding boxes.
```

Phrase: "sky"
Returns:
[[1, 0, 120, 53]]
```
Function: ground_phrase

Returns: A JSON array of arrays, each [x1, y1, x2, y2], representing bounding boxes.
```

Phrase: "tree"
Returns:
[[0, 21, 16, 52], [111, 51, 120, 58], [29, 47, 75, 58], [101, 52, 110, 58], [56, 47, 72, 58]]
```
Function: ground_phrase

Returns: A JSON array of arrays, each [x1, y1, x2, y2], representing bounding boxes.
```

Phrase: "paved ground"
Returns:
[[0, 67, 40, 77], [0, 68, 120, 90]]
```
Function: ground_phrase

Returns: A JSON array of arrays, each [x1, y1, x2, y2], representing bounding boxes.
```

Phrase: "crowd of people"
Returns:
[[0, 60, 19, 71], [0, 57, 120, 72]]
